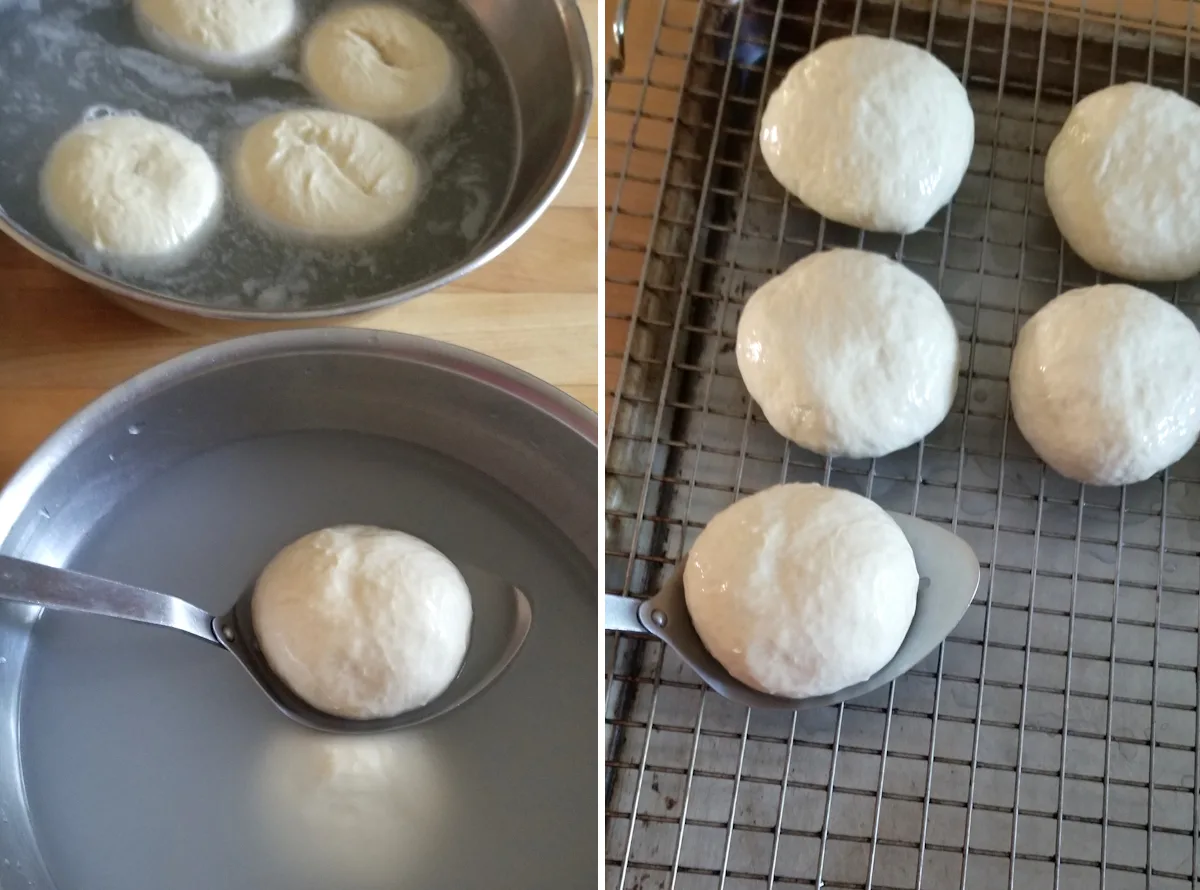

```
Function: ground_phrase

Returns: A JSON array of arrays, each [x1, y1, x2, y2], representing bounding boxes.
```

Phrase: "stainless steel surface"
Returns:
[[0, 553, 533, 734], [0, 554, 220, 645], [603, 512, 982, 710], [606, 1, 1200, 887], [0, 0, 592, 327], [0, 328, 596, 890]]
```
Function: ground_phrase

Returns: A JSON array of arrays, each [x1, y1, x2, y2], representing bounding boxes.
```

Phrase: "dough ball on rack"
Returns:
[[1044, 82, 1200, 281], [735, 248, 960, 458], [759, 34, 974, 234], [683, 483, 918, 699], [41, 114, 221, 264], [233, 109, 421, 241], [303, 3, 457, 123], [252, 525, 473, 720], [1009, 284, 1200, 486], [134, 0, 296, 71]]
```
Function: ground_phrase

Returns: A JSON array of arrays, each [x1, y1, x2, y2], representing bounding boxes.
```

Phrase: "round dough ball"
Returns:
[[303, 3, 456, 122], [684, 484, 919, 699], [257, 731, 447, 885], [759, 35, 974, 234], [1009, 284, 1200, 486], [41, 114, 221, 262], [252, 525, 473, 719], [233, 109, 420, 240], [736, 248, 960, 458], [1044, 82, 1200, 281], [134, 0, 296, 70]]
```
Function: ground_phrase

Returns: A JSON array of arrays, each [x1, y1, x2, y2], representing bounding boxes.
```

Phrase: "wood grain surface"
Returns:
[[0, 0, 599, 484]]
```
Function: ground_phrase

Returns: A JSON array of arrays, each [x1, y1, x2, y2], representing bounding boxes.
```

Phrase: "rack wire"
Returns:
[[604, 0, 1200, 887]]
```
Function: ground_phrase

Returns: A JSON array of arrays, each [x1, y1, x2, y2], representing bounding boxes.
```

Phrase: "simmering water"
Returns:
[[18, 432, 592, 890], [0, 0, 519, 310]]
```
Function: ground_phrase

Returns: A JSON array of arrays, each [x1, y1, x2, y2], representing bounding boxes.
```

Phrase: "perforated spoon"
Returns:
[[0, 553, 531, 733], [604, 512, 980, 710]]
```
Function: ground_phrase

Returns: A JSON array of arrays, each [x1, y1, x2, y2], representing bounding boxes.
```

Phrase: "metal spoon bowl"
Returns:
[[605, 512, 981, 710], [0, 553, 531, 733]]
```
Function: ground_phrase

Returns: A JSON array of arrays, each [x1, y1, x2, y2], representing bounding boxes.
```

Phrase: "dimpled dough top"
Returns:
[[251, 525, 473, 720], [684, 484, 919, 699], [1044, 82, 1200, 281], [1009, 284, 1200, 487], [759, 35, 974, 234], [41, 115, 221, 261], [303, 4, 456, 122], [134, 0, 296, 68], [736, 249, 960, 459], [234, 109, 420, 240]]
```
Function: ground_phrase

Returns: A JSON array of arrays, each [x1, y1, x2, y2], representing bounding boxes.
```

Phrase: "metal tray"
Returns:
[[0, 0, 591, 328], [0, 329, 597, 890], [605, 0, 1200, 887]]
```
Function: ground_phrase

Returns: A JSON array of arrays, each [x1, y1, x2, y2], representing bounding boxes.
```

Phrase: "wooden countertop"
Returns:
[[0, 1, 599, 483]]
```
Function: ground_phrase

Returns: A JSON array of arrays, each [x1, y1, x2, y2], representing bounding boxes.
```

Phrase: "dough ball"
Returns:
[[759, 35, 974, 234], [251, 525, 473, 719], [303, 3, 456, 123], [134, 0, 296, 70], [736, 249, 960, 458], [1009, 284, 1200, 486], [684, 484, 918, 699], [233, 109, 420, 240], [257, 731, 447, 885], [40, 114, 221, 263], [1044, 82, 1200, 281]]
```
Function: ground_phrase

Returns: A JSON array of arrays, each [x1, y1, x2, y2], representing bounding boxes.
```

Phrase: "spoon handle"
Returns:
[[604, 594, 647, 634], [0, 554, 221, 645]]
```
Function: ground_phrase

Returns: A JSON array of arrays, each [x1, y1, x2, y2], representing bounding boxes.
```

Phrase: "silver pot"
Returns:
[[0, 329, 597, 888], [0, 0, 592, 334]]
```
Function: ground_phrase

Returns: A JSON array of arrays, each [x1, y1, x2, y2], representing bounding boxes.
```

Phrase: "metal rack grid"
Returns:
[[604, 0, 1200, 887]]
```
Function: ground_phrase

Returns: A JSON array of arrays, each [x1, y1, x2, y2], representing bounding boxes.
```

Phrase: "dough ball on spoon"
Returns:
[[1044, 82, 1200, 281], [251, 525, 473, 720], [134, 0, 296, 71], [759, 35, 974, 234], [233, 109, 420, 240], [684, 484, 919, 699], [303, 3, 456, 123], [1009, 284, 1200, 486], [736, 248, 960, 458], [40, 114, 221, 264]]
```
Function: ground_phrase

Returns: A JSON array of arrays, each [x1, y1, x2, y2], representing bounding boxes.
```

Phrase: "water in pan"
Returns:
[[0, 0, 519, 311], [17, 431, 593, 890]]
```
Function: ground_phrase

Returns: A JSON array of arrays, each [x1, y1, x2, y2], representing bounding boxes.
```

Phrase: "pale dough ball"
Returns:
[[257, 731, 447, 885], [303, 3, 456, 122], [684, 484, 918, 699], [233, 109, 420, 240], [134, 0, 296, 70], [760, 35, 974, 234], [1009, 284, 1200, 486], [1044, 82, 1200, 281], [736, 249, 960, 458], [251, 525, 473, 719], [41, 115, 221, 262]]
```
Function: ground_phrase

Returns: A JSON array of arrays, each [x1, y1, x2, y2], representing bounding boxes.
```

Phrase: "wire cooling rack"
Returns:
[[604, 0, 1200, 887]]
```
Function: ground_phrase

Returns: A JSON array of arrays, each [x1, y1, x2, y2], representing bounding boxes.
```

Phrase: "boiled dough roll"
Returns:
[[684, 484, 918, 699], [303, 4, 456, 122], [252, 525, 473, 720], [1044, 82, 1200, 281], [1009, 284, 1200, 486], [759, 35, 974, 234], [736, 249, 960, 458], [41, 115, 220, 262], [234, 109, 420, 240], [134, 0, 296, 70]]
